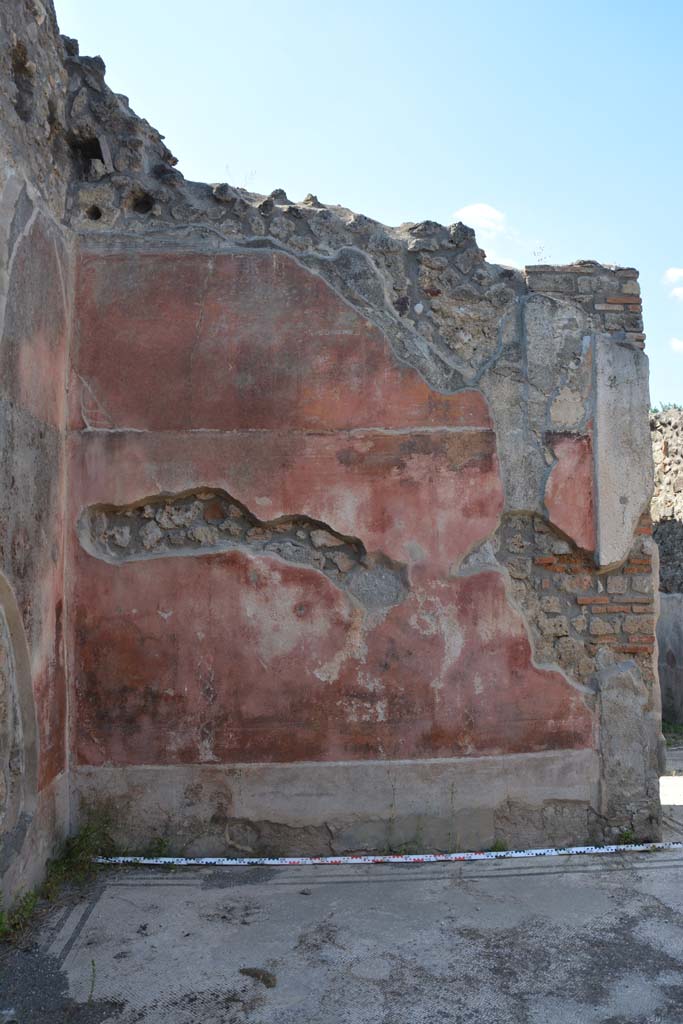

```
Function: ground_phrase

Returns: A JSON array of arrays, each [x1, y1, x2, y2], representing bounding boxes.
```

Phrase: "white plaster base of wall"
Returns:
[[72, 749, 601, 857]]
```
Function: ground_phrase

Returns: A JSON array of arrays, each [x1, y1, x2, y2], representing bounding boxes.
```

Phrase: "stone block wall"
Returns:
[[0, 0, 663, 904]]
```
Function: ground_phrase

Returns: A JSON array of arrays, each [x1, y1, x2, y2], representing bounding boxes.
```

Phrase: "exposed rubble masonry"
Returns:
[[651, 409, 683, 723]]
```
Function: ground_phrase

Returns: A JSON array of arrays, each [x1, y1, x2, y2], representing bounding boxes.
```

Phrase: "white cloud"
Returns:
[[452, 202, 548, 267], [663, 268, 683, 302], [671, 338, 683, 353], [453, 203, 506, 237], [483, 251, 523, 269]]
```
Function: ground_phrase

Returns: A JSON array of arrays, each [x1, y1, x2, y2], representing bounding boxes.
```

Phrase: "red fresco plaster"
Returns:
[[69, 428, 503, 577], [34, 596, 66, 787], [1, 213, 69, 788], [69, 249, 594, 768], [72, 552, 592, 767], [544, 434, 596, 552], [72, 250, 491, 432]]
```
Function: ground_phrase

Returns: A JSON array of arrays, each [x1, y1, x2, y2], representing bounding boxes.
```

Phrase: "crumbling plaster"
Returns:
[[59, 55, 652, 569], [0, 0, 663, 901]]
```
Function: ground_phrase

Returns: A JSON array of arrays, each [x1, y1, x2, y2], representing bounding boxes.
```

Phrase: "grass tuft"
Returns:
[[0, 809, 116, 944], [0, 890, 38, 942], [651, 402, 683, 413], [41, 811, 117, 901]]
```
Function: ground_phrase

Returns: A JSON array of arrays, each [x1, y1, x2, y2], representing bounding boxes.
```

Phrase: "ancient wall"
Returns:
[[0, 1, 664, 900], [0, 1, 73, 905], [66, 244, 661, 855], [651, 410, 683, 722]]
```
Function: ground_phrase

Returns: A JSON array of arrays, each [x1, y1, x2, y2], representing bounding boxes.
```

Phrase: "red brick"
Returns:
[[591, 604, 631, 614], [576, 596, 609, 605]]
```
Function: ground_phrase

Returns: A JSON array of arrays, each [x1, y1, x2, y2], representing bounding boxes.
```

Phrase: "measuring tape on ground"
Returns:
[[95, 839, 683, 868]]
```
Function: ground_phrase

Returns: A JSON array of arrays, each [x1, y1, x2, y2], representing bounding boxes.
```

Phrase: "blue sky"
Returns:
[[56, 0, 682, 407]]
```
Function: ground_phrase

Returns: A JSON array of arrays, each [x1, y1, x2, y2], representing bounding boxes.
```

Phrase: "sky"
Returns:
[[55, 0, 682, 407]]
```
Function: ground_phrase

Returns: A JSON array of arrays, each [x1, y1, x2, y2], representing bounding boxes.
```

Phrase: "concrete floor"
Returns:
[[4, 775, 683, 1023]]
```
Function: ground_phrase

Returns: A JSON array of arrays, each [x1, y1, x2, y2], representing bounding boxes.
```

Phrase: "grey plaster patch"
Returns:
[[594, 337, 653, 567], [71, 749, 601, 857], [475, 293, 593, 515], [596, 655, 661, 840], [0, 573, 40, 903]]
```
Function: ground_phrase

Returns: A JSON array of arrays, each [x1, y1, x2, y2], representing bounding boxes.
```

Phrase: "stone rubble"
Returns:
[[651, 408, 683, 594]]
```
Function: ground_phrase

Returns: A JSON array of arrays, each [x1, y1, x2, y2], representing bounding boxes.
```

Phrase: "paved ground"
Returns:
[[3, 772, 683, 1023]]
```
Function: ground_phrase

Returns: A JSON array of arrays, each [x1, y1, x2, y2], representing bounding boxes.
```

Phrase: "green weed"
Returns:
[[651, 402, 683, 413], [42, 810, 117, 900], [0, 810, 116, 944], [143, 835, 171, 858], [663, 720, 683, 746], [0, 890, 38, 942]]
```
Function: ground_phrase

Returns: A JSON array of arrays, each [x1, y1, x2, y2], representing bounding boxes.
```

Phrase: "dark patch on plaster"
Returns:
[[79, 489, 409, 610], [69, 136, 105, 178], [0, 812, 31, 875], [447, 904, 683, 1021], [654, 519, 683, 594], [239, 966, 277, 988], [200, 866, 278, 889], [10, 42, 34, 124]]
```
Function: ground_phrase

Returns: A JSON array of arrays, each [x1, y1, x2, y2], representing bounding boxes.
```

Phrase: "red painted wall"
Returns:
[[1, 212, 69, 787], [69, 249, 593, 767]]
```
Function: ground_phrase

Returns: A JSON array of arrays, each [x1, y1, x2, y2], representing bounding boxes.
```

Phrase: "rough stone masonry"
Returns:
[[651, 408, 683, 722], [0, 0, 663, 907]]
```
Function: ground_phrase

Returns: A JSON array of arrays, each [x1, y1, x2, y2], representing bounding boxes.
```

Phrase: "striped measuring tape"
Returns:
[[95, 839, 683, 868]]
